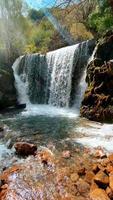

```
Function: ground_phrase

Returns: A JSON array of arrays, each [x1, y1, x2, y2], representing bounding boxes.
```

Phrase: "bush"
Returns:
[[88, 0, 113, 35]]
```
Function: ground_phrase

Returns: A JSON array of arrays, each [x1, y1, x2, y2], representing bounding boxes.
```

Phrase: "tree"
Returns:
[[0, 0, 28, 65], [88, 0, 113, 35], [28, 9, 44, 22]]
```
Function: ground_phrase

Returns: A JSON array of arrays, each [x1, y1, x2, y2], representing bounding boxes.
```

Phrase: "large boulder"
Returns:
[[0, 68, 16, 110], [81, 31, 113, 122]]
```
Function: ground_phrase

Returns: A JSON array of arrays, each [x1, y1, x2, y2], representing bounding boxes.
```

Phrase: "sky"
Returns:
[[25, 0, 56, 9], [25, 0, 80, 10]]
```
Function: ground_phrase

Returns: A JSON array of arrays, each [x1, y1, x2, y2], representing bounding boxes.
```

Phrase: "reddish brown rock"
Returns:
[[94, 149, 107, 159], [76, 179, 90, 195], [70, 173, 79, 182], [109, 172, 113, 191], [106, 187, 113, 199], [94, 171, 109, 188], [85, 171, 95, 184], [81, 32, 113, 123], [108, 154, 113, 162], [92, 164, 100, 174], [37, 149, 54, 165], [78, 167, 86, 176], [90, 180, 99, 192], [106, 163, 113, 173], [62, 150, 71, 159], [14, 142, 37, 156], [90, 188, 110, 200]]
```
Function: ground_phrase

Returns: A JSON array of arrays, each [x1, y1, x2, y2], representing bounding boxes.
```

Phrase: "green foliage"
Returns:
[[24, 19, 55, 53], [28, 9, 44, 22], [88, 0, 113, 35]]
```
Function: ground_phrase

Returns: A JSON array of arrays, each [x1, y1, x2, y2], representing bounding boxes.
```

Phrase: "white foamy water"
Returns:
[[22, 104, 79, 118], [47, 44, 80, 107], [0, 144, 13, 161], [12, 56, 30, 104], [75, 122, 113, 152]]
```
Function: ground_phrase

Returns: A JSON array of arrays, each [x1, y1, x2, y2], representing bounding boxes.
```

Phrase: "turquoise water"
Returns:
[[0, 107, 80, 148]]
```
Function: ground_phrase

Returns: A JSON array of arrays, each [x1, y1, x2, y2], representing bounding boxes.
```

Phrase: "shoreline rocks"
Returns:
[[1, 145, 113, 199]]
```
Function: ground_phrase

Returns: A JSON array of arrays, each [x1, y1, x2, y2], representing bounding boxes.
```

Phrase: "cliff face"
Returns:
[[81, 31, 113, 122], [0, 69, 16, 110]]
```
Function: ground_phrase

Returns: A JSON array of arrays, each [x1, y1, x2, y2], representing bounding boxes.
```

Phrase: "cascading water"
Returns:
[[12, 41, 91, 114], [47, 44, 80, 107]]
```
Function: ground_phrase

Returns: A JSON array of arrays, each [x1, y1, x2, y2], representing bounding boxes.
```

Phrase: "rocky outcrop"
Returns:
[[81, 31, 113, 122], [0, 68, 16, 110]]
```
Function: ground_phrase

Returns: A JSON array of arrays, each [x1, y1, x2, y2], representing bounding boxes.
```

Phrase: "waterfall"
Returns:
[[12, 41, 91, 110], [47, 44, 80, 107]]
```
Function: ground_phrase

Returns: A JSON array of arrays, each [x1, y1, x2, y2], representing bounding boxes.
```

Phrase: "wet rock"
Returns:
[[76, 179, 90, 195], [14, 142, 37, 156], [108, 154, 113, 162], [37, 149, 54, 165], [109, 172, 113, 191], [93, 171, 109, 189], [70, 173, 79, 182], [90, 188, 110, 200], [85, 171, 95, 184], [78, 167, 86, 176], [0, 126, 4, 132], [106, 163, 113, 173], [16, 103, 26, 109], [94, 149, 107, 159], [92, 164, 100, 174], [62, 150, 71, 159], [0, 69, 16, 110], [90, 180, 99, 192], [106, 187, 113, 199]]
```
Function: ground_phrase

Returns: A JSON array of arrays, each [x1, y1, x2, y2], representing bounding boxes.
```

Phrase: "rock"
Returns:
[[16, 103, 26, 109], [37, 149, 54, 165], [0, 126, 3, 132], [85, 171, 95, 184], [14, 142, 37, 156], [62, 150, 71, 159], [93, 171, 109, 189], [106, 163, 113, 173], [92, 164, 100, 174], [70, 173, 79, 182], [0, 69, 16, 110], [109, 172, 113, 191], [90, 188, 110, 200], [94, 149, 107, 159], [106, 187, 113, 199], [78, 167, 86, 176], [81, 31, 113, 122], [76, 179, 90, 195], [90, 180, 99, 192], [108, 154, 113, 162]]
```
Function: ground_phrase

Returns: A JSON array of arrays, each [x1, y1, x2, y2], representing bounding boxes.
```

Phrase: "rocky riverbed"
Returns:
[[0, 110, 113, 200], [1, 140, 113, 200]]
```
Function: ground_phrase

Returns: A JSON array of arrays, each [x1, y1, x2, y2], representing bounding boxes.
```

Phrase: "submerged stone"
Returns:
[[14, 142, 37, 156]]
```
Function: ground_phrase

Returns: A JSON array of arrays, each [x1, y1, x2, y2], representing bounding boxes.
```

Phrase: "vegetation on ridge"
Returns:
[[0, 0, 113, 67]]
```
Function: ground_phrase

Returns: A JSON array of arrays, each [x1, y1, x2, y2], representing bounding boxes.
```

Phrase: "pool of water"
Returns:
[[0, 104, 113, 170]]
